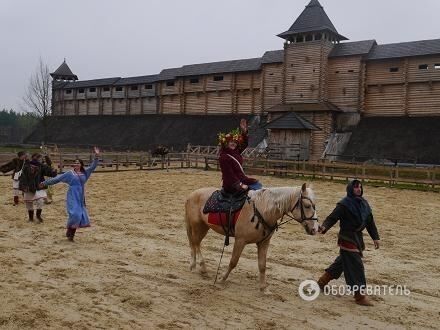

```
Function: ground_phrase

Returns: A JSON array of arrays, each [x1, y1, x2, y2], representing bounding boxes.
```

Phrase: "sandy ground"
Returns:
[[0, 169, 439, 329]]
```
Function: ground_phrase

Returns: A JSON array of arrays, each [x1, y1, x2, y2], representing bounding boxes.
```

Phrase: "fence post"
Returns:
[[139, 154, 143, 170], [204, 157, 208, 171], [116, 155, 119, 171]]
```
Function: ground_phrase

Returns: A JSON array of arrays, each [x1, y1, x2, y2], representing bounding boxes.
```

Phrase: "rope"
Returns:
[[214, 241, 226, 285]]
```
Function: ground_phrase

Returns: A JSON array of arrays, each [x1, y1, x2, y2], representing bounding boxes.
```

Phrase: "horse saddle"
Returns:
[[203, 189, 247, 214]]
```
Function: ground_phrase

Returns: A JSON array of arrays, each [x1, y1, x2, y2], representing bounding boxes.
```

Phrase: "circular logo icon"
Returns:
[[298, 280, 320, 301]]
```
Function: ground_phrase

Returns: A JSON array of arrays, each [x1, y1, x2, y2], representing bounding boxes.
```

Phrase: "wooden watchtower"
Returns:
[[271, 0, 346, 159]]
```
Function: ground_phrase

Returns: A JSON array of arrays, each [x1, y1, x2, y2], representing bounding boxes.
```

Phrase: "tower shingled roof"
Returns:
[[277, 0, 347, 41], [50, 60, 78, 80]]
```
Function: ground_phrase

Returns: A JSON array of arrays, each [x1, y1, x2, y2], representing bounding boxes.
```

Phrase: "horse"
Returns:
[[184, 183, 319, 291]]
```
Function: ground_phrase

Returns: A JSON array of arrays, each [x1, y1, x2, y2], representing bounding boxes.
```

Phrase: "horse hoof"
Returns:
[[260, 288, 272, 295]]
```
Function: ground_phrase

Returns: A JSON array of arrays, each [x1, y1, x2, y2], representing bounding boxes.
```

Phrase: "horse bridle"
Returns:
[[289, 191, 318, 223]]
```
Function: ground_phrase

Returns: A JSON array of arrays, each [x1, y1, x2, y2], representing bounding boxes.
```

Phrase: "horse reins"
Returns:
[[252, 191, 318, 244]]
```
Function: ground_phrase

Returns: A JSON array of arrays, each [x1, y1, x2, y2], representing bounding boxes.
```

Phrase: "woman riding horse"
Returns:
[[218, 119, 262, 193]]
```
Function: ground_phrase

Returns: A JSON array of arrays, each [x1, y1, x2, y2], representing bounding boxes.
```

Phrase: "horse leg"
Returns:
[[257, 239, 271, 292], [191, 224, 209, 274], [221, 238, 246, 283]]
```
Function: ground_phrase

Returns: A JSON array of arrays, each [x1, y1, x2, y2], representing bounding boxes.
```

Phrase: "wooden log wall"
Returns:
[[64, 101, 75, 115], [299, 112, 333, 160], [262, 63, 283, 111], [161, 95, 180, 114], [283, 41, 333, 103], [142, 97, 157, 114], [407, 56, 440, 82], [53, 53, 440, 118], [206, 91, 233, 114], [113, 99, 128, 115], [408, 82, 440, 115], [364, 84, 405, 116], [327, 56, 362, 111], [129, 99, 142, 115], [88, 99, 99, 115], [185, 93, 206, 114], [102, 99, 113, 115]]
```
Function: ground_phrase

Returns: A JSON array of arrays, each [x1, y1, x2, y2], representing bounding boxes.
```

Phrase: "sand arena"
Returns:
[[0, 169, 439, 329]]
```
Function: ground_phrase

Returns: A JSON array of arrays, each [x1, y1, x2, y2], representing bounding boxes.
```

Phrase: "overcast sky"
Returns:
[[1, 0, 440, 111]]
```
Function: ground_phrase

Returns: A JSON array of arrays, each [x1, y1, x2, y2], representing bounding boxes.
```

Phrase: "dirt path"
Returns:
[[0, 169, 439, 329]]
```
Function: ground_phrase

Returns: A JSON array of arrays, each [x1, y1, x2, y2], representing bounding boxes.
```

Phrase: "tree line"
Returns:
[[0, 109, 40, 143]]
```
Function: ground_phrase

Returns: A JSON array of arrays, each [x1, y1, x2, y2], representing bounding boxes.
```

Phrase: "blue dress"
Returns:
[[43, 158, 98, 229]]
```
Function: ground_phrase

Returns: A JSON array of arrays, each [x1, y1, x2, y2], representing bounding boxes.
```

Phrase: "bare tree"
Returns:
[[23, 57, 51, 143]]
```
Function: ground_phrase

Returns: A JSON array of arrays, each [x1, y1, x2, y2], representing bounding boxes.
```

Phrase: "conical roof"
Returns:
[[50, 60, 78, 80], [278, 0, 347, 41]]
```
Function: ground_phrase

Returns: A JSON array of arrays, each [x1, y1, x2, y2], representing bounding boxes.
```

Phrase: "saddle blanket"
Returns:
[[208, 210, 242, 228]]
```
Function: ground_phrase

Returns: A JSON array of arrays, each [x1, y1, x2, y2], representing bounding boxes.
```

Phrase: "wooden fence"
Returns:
[[1, 151, 439, 189]]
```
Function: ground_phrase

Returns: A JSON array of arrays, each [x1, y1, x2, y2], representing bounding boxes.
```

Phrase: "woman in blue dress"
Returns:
[[41, 147, 100, 241]]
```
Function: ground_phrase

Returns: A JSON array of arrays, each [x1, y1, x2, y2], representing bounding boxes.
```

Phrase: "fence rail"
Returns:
[[1, 151, 439, 189]]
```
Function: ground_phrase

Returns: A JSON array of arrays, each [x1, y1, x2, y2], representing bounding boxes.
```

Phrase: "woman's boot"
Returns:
[[36, 209, 43, 223], [28, 210, 34, 222]]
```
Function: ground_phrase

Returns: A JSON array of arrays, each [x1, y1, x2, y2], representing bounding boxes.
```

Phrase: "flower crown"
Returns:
[[218, 128, 243, 147]]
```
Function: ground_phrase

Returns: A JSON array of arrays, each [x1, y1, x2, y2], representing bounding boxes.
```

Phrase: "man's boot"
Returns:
[[28, 210, 34, 222], [36, 209, 43, 223], [317, 271, 333, 290], [13, 196, 19, 206], [354, 293, 374, 306]]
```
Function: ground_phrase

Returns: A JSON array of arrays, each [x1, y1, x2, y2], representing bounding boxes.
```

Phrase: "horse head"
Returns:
[[290, 183, 319, 235]]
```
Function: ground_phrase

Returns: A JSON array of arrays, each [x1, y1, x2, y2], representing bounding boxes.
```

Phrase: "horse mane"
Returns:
[[249, 186, 315, 219]]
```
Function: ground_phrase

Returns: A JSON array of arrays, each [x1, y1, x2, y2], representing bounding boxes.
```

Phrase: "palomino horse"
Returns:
[[185, 183, 319, 291]]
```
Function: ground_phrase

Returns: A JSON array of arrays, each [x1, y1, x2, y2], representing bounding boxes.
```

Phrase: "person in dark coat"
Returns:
[[317, 179, 380, 306], [0, 151, 27, 205], [19, 153, 57, 222], [218, 119, 262, 194]]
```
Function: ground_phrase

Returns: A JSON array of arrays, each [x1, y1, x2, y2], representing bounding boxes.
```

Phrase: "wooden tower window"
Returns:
[[78, 89, 84, 94], [115, 87, 123, 92], [166, 81, 175, 87], [213, 75, 224, 81], [130, 86, 138, 91], [189, 77, 199, 84], [89, 87, 96, 92], [65, 89, 72, 94], [305, 35, 313, 42], [103, 87, 110, 92], [145, 84, 153, 89], [434, 64, 440, 70], [418, 64, 428, 70], [389, 67, 399, 72]]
